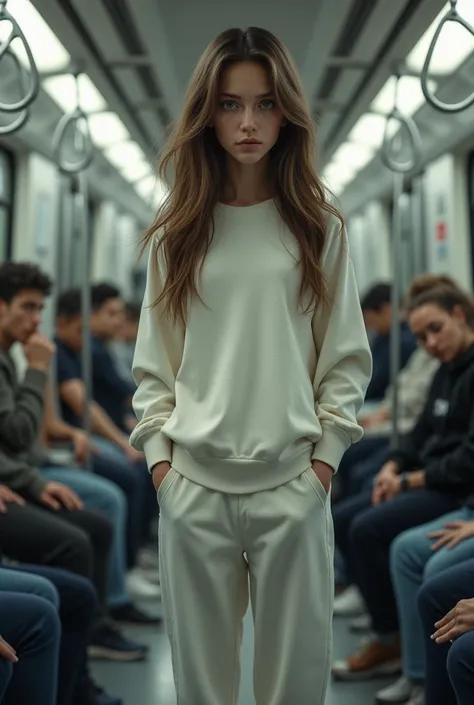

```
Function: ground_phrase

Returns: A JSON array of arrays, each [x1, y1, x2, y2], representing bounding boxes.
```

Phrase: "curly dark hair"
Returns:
[[0, 261, 52, 302]]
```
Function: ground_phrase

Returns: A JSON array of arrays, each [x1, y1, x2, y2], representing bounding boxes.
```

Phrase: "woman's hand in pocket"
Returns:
[[311, 460, 334, 494], [151, 461, 172, 493]]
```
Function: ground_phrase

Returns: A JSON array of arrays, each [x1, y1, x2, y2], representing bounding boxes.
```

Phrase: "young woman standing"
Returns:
[[130, 27, 372, 705]]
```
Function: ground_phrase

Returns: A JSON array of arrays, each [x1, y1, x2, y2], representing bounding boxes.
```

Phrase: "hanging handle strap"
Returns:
[[0, 0, 40, 112], [421, 0, 474, 113], [52, 71, 94, 174], [0, 49, 29, 134], [381, 74, 422, 174]]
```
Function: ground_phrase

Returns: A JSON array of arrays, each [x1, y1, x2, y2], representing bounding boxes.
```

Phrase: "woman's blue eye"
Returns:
[[260, 99, 275, 109], [221, 101, 238, 110]]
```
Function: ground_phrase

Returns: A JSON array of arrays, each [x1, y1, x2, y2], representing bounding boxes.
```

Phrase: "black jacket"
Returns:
[[388, 343, 474, 503]]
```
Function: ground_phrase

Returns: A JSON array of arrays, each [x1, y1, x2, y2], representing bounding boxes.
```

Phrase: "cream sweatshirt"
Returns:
[[130, 200, 372, 494]]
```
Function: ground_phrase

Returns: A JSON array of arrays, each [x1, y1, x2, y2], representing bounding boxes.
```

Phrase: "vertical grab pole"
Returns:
[[53, 67, 95, 470], [389, 172, 404, 449], [77, 172, 92, 471]]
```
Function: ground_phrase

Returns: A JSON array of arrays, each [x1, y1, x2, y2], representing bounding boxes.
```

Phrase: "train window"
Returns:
[[0, 148, 14, 261]]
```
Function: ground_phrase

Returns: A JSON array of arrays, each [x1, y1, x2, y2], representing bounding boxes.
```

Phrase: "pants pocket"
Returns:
[[303, 468, 328, 508], [157, 467, 178, 505]]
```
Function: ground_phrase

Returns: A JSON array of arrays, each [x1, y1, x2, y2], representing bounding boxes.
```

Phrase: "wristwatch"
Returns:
[[399, 473, 409, 492]]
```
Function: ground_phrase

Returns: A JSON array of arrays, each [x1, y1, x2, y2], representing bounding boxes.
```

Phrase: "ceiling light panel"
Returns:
[[332, 142, 375, 171], [407, 0, 474, 75], [43, 74, 107, 114], [348, 113, 398, 150], [371, 75, 437, 116], [106, 142, 147, 169], [0, 0, 70, 72], [87, 112, 130, 148], [119, 161, 152, 182]]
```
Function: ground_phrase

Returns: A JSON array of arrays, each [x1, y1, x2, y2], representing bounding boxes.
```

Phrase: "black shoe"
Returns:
[[88, 622, 148, 662], [110, 603, 162, 626]]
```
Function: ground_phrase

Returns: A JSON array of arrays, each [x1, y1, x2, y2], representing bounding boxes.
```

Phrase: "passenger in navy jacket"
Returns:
[[361, 282, 417, 402]]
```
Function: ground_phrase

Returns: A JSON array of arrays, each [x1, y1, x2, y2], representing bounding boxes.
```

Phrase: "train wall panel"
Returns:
[[423, 153, 472, 289], [12, 152, 60, 338]]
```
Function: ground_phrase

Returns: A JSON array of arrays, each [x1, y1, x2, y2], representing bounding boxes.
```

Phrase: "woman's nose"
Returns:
[[241, 108, 257, 131]]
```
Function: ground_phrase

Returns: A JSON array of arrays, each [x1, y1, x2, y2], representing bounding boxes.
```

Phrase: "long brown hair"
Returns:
[[407, 273, 474, 329], [142, 27, 344, 325]]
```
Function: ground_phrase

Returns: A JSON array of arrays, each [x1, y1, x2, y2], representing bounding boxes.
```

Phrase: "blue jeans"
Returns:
[[391, 507, 474, 680], [0, 571, 60, 705], [418, 558, 474, 705], [92, 437, 157, 566], [333, 488, 460, 631], [0, 565, 96, 705], [41, 466, 129, 608]]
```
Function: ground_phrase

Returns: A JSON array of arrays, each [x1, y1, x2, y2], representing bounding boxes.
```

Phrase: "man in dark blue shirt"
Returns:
[[361, 282, 417, 402], [55, 289, 158, 584]]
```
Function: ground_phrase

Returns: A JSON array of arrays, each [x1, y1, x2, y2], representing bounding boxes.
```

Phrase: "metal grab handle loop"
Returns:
[[381, 107, 422, 173], [0, 48, 29, 134], [0, 0, 40, 111], [52, 107, 94, 174], [421, 2, 474, 113]]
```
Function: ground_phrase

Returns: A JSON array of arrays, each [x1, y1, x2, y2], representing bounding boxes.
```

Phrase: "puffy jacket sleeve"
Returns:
[[129, 240, 185, 470], [311, 216, 373, 472]]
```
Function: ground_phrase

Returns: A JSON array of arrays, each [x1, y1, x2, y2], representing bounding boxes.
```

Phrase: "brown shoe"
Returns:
[[332, 637, 402, 681]]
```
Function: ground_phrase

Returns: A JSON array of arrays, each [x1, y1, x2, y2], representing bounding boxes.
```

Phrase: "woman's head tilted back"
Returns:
[[144, 27, 343, 325], [406, 274, 474, 363]]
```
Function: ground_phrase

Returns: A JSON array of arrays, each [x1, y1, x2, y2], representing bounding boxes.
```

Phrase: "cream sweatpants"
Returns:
[[157, 465, 334, 705]]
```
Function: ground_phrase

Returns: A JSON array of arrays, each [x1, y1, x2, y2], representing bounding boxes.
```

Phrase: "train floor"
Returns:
[[92, 597, 387, 704]]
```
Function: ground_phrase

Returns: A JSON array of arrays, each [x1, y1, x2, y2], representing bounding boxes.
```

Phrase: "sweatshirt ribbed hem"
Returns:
[[171, 440, 314, 494]]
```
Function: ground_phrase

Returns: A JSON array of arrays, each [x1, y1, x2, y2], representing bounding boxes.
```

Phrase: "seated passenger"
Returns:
[[334, 345, 438, 503], [0, 563, 121, 705], [418, 558, 474, 705], [110, 301, 140, 387], [0, 487, 119, 705], [0, 262, 147, 662], [0, 586, 59, 705], [89, 283, 136, 433], [362, 281, 417, 402], [55, 289, 158, 566], [331, 275, 474, 680], [40, 381, 161, 613], [380, 492, 474, 701]]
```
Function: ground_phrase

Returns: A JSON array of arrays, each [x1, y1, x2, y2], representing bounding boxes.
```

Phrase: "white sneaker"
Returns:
[[349, 612, 371, 632], [406, 690, 424, 705], [138, 547, 159, 571], [376, 676, 423, 704], [333, 586, 365, 617], [139, 566, 160, 585], [126, 568, 161, 600]]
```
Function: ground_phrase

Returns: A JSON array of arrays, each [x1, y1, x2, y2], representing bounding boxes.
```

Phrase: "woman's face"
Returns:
[[409, 303, 469, 363], [212, 61, 285, 166]]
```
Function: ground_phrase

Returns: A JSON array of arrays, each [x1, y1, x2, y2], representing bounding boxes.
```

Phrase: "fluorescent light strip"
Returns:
[[407, 0, 474, 75], [87, 112, 130, 148], [0, 0, 70, 72], [105, 142, 147, 169], [371, 75, 437, 116], [120, 161, 152, 182], [43, 74, 107, 114]]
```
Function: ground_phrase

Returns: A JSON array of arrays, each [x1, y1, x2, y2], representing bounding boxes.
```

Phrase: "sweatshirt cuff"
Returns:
[[24, 368, 48, 397], [312, 426, 351, 474], [142, 432, 173, 473]]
